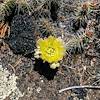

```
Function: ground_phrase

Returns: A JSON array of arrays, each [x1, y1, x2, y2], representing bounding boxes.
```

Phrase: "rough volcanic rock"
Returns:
[[5, 14, 36, 55]]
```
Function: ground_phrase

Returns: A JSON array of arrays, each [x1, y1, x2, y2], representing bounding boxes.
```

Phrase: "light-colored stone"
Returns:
[[0, 64, 23, 100]]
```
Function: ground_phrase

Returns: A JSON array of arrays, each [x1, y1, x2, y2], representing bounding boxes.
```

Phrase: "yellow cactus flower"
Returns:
[[36, 36, 65, 64]]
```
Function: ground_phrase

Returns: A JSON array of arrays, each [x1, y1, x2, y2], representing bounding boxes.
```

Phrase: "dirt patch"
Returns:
[[0, 0, 100, 100]]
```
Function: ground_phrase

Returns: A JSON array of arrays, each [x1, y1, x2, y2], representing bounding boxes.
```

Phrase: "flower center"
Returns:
[[46, 47, 55, 56]]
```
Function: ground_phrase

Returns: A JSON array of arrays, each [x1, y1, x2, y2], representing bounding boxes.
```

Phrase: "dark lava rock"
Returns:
[[72, 88, 87, 99], [5, 14, 36, 55]]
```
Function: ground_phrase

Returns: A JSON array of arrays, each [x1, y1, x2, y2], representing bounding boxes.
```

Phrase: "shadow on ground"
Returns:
[[34, 59, 58, 80]]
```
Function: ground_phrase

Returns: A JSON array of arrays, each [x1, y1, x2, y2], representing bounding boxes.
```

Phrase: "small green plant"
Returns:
[[0, 0, 32, 22], [16, 0, 32, 14], [0, 0, 16, 21], [38, 19, 56, 37]]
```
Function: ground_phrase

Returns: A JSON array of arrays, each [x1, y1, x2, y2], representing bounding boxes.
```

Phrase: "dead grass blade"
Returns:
[[59, 85, 100, 93]]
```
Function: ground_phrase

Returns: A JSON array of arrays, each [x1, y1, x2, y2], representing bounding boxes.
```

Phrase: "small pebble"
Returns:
[[36, 87, 41, 93], [40, 80, 44, 83], [91, 58, 96, 66]]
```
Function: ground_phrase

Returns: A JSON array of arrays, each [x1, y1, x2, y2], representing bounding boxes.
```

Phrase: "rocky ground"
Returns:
[[0, 0, 100, 100]]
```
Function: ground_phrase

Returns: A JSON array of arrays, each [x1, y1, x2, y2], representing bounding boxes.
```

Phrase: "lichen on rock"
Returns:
[[0, 64, 23, 100]]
